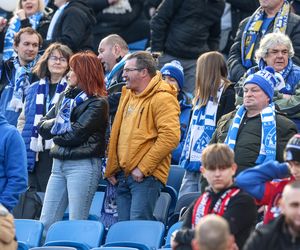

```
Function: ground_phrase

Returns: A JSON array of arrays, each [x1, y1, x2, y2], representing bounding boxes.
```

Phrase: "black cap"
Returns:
[[285, 134, 300, 162]]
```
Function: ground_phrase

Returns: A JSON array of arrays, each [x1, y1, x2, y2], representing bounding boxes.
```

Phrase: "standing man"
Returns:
[[105, 51, 180, 221], [150, 0, 225, 95], [98, 34, 130, 121], [228, 0, 300, 83], [0, 112, 27, 212], [244, 181, 300, 250], [0, 27, 41, 126]]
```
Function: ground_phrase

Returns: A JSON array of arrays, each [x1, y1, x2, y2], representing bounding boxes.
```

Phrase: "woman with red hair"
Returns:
[[38, 51, 108, 232]]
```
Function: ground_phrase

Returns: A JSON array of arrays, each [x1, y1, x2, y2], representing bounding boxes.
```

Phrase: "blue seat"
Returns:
[[153, 192, 171, 225], [104, 220, 165, 250], [64, 192, 105, 221], [30, 247, 77, 250], [128, 39, 148, 52], [164, 221, 183, 248], [91, 248, 138, 250], [15, 219, 44, 250], [166, 165, 185, 195], [44, 220, 105, 250]]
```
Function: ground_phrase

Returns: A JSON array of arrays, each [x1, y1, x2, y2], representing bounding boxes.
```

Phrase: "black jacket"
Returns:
[[181, 186, 257, 249], [150, 0, 225, 59], [228, 11, 300, 83], [244, 215, 300, 250], [38, 87, 109, 160], [44, 0, 96, 52]]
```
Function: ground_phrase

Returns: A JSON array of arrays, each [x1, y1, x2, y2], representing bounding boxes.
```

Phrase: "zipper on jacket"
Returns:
[[137, 107, 144, 128]]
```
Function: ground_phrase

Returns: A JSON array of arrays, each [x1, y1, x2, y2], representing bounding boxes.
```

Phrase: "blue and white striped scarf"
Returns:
[[7, 56, 39, 112], [3, 12, 43, 61], [225, 104, 277, 164], [30, 77, 68, 152], [51, 90, 88, 135], [180, 85, 224, 172], [241, 1, 289, 68]]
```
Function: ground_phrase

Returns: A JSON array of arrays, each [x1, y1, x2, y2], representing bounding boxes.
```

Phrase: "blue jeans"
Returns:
[[178, 171, 201, 199], [116, 171, 163, 221], [40, 158, 101, 232]]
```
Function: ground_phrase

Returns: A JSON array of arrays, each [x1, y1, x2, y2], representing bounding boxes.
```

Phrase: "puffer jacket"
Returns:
[[105, 72, 180, 184], [38, 87, 109, 160]]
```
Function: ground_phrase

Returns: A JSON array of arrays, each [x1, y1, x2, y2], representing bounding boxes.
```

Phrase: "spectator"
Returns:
[[235, 32, 300, 131], [243, 180, 300, 250], [105, 51, 180, 221], [160, 60, 192, 165], [150, 0, 225, 96], [0, 27, 42, 126], [38, 51, 108, 232], [3, 0, 52, 61], [236, 133, 300, 224], [17, 43, 72, 192], [181, 143, 257, 249], [178, 51, 235, 197], [0, 112, 27, 212], [171, 228, 194, 250], [98, 34, 130, 122], [211, 67, 297, 173], [192, 214, 236, 250], [87, 0, 149, 52], [0, 204, 17, 250], [228, 0, 300, 83], [45, 0, 95, 52]]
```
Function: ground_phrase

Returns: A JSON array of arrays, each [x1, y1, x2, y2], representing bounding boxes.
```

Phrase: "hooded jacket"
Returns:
[[0, 113, 27, 211], [44, 0, 96, 52], [105, 72, 180, 184]]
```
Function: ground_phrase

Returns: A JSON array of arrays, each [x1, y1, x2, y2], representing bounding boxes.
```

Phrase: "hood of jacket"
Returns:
[[68, 0, 96, 25], [0, 113, 8, 126]]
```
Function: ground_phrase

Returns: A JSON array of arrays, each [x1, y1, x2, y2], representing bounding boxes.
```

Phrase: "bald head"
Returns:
[[193, 215, 232, 250]]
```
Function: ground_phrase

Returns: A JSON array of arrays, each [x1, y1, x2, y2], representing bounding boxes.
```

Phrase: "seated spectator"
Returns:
[[3, 0, 52, 60], [178, 51, 235, 197], [181, 143, 257, 249], [0, 112, 27, 212], [236, 133, 300, 224], [192, 214, 236, 250], [17, 43, 72, 192], [0, 204, 17, 250], [0, 27, 42, 126], [86, 0, 149, 52], [211, 67, 297, 173], [228, 0, 300, 83], [236, 33, 300, 131], [45, 0, 95, 52], [160, 60, 192, 165], [243, 180, 300, 250]]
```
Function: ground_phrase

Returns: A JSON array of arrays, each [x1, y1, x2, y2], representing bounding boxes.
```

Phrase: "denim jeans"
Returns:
[[40, 158, 101, 232], [178, 171, 201, 199], [116, 171, 163, 221]]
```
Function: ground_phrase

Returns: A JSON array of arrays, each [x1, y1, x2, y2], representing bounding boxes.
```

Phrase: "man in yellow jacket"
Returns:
[[105, 51, 180, 221]]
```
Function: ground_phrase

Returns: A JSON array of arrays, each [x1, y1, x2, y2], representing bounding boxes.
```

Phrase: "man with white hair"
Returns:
[[236, 32, 300, 130], [228, 0, 300, 83]]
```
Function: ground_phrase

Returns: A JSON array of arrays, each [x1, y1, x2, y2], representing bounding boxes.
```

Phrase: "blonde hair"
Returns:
[[194, 51, 230, 107]]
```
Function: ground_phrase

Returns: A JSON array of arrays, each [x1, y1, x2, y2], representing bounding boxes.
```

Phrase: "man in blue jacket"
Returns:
[[0, 112, 27, 211]]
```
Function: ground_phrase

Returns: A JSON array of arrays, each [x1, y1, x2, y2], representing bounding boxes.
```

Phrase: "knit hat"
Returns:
[[160, 60, 184, 90], [244, 66, 277, 102], [285, 134, 300, 162]]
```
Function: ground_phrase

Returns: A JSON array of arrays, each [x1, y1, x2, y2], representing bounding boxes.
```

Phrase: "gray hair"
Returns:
[[255, 32, 294, 63]]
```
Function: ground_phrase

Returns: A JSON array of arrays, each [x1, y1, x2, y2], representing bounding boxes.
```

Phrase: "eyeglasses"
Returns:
[[123, 68, 144, 73], [49, 56, 68, 63]]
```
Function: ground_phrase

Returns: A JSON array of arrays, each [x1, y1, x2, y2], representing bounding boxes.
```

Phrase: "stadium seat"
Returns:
[[153, 192, 171, 225], [44, 220, 105, 250], [128, 39, 148, 52], [166, 165, 185, 194], [91, 248, 138, 250], [30, 247, 77, 250], [104, 220, 165, 250], [15, 219, 44, 250]]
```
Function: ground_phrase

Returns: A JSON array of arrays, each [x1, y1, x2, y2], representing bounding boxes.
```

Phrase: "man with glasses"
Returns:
[[0, 27, 42, 126], [105, 51, 180, 221]]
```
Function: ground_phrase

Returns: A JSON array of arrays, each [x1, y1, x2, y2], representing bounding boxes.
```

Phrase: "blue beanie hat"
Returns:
[[244, 66, 277, 102], [160, 60, 184, 90]]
